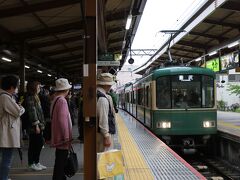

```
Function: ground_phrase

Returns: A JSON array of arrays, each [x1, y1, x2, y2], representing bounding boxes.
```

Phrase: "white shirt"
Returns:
[[97, 87, 110, 137]]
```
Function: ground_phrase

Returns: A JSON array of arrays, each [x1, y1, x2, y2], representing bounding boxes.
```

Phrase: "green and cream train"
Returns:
[[118, 66, 217, 150]]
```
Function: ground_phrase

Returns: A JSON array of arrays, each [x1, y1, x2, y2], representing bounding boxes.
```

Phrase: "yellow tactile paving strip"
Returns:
[[116, 114, 154, 180], [218, 121, 240, 129], [218, 121, 240, 137]]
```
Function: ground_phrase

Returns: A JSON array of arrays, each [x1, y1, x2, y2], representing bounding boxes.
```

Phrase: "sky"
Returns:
[[124, 0, 207, 68]]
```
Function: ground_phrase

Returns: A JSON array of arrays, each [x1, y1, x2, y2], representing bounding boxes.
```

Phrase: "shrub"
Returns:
[[217, 100, 227, 111]]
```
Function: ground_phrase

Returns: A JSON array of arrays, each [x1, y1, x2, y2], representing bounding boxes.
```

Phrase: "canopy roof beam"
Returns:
[[0, 0, 80, 19], [204, 19, 240, 29], [42, 46, 82, 57], [221, 1, 240, 12], [16, 21, 84, 40], [30, 35, 83, 48]]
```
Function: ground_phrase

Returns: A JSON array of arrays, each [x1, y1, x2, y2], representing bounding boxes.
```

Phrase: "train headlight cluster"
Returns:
[[203, 121, 215, 128], [157, 121, 171, 129]]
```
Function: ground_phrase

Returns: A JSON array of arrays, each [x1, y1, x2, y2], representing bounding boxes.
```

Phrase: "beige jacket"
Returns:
[[0, 89, 25, 148]]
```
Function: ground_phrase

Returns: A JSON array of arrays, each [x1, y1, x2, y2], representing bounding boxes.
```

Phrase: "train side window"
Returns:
[[202, 75, 214, 108], [146, 86, 149, 107], [137, 88, 144, 106]]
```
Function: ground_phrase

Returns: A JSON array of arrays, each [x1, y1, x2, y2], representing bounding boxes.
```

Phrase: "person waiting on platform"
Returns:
[[0, 75, 25, 180], [25, 80, 46, 171], [97, 73, 116, 153], [51, 78, 72, 180]]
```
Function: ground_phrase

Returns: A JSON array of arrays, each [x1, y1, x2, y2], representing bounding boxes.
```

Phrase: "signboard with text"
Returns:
[[97, 61, 120, 66], [98, 53, 114, 61], [221, 51, 239, 70]]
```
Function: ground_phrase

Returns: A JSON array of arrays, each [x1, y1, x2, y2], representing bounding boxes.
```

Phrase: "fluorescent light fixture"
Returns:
[[1, 57, 12, 62], [209, 51, 217, 56], [195, 57, 201, 62], [37, 70, 42, 73], [25, 65, 30, 69], [47, 74, 52, 77], [228, 41, 239, 48], [125, 14, 132, 30]]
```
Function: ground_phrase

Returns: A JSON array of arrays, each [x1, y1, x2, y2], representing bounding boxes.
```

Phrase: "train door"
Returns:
[[124, 92, 128, 111], [136, 84, 145, 124], [130, 90, 133, 114], [145, 83, 152, 127], [132, 88, 137, 117]]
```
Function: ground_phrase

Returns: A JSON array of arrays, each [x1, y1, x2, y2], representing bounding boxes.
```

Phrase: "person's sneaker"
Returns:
[[29, 164, 42, 171], [35, 163, 47, 170]]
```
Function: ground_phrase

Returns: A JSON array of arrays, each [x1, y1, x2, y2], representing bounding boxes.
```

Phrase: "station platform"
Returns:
[[8, 126, 83, 180], [115, 110, 205, 180], [7, 109, 208, 180], [217, 111, 240, 137]]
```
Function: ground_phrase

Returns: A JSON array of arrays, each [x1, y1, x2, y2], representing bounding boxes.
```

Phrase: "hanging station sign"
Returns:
[[98, 53, 121, 66], [97, 61, 120, 66], [98, 53, 114, 61]]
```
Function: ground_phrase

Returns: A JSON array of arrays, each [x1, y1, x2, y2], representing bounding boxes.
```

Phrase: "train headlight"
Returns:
[[203, 121, 215, 128], [157, 121, 171, 128]]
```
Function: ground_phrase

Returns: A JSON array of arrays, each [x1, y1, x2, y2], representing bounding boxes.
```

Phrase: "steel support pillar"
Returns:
[[19, 41, 25, 93], [83, 0, 97, 179]]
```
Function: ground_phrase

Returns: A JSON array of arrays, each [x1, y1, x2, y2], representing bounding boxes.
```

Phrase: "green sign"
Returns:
[[206, 58, 220, 72], [98, 53, 114, 61]]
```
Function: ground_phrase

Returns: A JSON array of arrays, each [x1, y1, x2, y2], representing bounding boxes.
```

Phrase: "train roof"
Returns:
[[151, 66, 216, 79]]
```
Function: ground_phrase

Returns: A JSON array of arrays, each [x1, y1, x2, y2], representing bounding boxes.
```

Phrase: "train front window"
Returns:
[[172, 75, 201, 108], [156, 75, 214, 109], [156, 77, 171, 109]]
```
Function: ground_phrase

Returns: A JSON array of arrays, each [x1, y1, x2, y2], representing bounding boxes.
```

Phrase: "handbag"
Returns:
[[64, 146, 79, 177], [97, 149, 124, 179]]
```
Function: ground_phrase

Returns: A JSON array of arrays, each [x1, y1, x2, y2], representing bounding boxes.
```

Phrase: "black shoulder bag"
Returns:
[[64, 145, 79, 177]]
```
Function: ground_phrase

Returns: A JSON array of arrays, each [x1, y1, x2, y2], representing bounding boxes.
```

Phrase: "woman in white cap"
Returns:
[[51, 78, 72, 180]]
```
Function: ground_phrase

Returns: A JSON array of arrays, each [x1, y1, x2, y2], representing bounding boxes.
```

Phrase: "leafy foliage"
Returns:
[[227, 84, 240, 97], [217, 100, 227, 111]]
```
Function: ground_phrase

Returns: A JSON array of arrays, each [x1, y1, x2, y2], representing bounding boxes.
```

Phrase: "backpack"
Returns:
[[97, 90, 116, 134]]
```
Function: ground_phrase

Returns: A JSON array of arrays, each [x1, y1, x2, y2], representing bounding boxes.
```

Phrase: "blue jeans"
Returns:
[[0, 148, 13, 180]]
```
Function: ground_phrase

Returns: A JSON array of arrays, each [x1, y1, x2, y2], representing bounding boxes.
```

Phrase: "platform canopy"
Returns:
[[0, 0, 147, 83], [135, 0, 240, 75]]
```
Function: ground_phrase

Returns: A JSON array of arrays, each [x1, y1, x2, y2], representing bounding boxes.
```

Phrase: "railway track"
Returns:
[[183, 153, 240, 180]]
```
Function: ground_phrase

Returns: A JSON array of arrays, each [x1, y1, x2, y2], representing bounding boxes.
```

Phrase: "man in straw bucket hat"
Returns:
[[51, 78, 73, 180], [96, 73, 116, 152]]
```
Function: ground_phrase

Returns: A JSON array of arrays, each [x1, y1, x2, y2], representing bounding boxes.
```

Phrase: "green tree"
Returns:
[[227, 84, 240, 97]]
